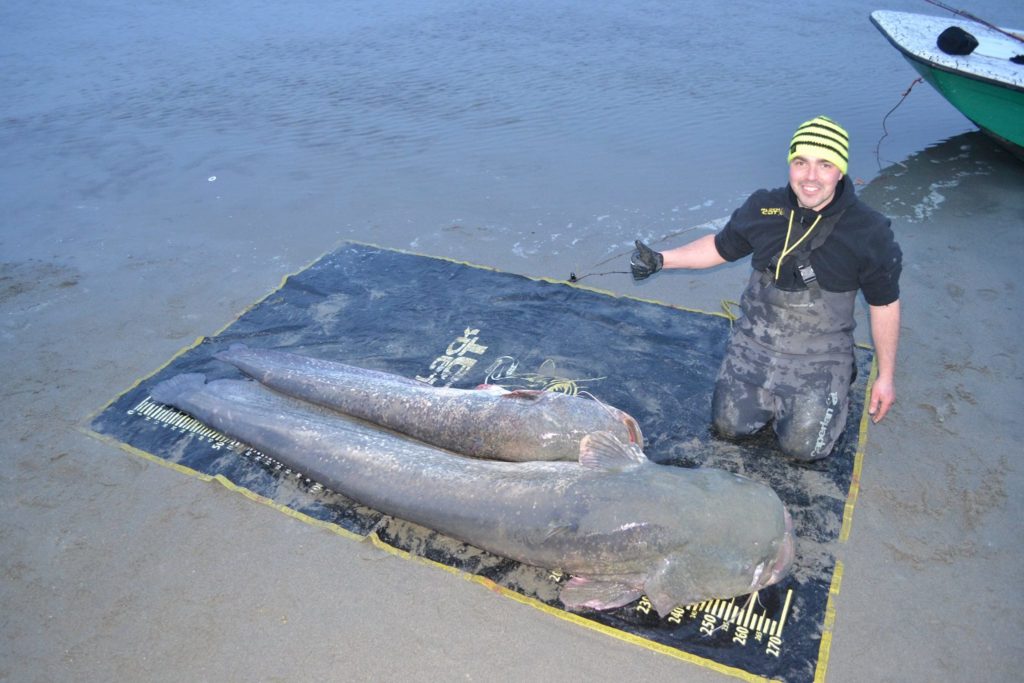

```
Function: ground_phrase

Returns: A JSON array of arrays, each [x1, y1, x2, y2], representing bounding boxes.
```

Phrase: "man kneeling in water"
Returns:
[[631, 115, 901, 460]]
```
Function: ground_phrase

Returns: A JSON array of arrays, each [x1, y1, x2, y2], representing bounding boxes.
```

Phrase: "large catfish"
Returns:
[[151, 374, 794, 616], [214, 344, 642, 462]]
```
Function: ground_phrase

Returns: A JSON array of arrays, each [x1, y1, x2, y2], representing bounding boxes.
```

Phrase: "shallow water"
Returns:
[[2, 0, 1021, 273]]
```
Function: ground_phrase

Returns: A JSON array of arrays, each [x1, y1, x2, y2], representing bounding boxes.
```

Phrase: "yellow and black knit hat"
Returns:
[[787, 115, 849, 174]]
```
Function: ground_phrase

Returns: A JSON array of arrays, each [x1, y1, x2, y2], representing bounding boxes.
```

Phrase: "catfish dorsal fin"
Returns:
[[500, 389, 544, 401], [579, 431, 648, 470]]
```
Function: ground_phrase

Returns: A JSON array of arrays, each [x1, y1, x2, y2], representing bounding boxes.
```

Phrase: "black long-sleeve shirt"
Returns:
[[714, 176, 902, 306]]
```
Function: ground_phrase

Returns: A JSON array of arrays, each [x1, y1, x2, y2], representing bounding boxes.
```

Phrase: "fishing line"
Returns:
[[720, 299, 741, 324], [874, 77, 924, 172], [567, 222, 724, 282], [568, 270, 629, 283], [924, 0, 1024, 44]]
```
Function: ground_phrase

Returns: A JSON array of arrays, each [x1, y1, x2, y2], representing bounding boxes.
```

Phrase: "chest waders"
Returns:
[[711, 210, 857, 461]]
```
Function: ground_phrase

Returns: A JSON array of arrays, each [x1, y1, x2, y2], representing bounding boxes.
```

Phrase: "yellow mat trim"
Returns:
[[340, 239, 737, 319], [813, 560, 845, 682], [840, 355, 877, 543]]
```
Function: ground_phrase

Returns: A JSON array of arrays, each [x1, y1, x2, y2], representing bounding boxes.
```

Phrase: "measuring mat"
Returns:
[[89, 242, 873, 683]]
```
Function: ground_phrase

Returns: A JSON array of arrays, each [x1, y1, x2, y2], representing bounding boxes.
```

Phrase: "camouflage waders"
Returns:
[[712, 270, 857, 460]]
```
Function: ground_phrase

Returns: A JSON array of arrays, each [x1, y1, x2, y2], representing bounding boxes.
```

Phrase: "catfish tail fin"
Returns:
[[150, 373, 207, 407], [213, 342, 249, 364]]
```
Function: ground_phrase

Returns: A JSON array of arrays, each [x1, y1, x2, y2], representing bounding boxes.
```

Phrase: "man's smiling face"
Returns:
[[789, 154, 843, 211]]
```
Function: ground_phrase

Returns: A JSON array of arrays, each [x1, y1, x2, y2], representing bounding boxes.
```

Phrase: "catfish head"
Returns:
[[557, 432, 795, 617], [642, 505, 795, 615]]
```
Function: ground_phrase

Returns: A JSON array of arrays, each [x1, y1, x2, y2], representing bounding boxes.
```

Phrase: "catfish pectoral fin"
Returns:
[[579, 431, 648, 471], [558, 576, 644, 612]]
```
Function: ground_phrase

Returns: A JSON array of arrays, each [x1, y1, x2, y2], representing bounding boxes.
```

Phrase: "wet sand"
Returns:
[[4, 1, 1024, 680]]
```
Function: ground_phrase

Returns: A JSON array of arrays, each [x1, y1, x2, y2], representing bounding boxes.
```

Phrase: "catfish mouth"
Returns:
[[751, 507, 796, 591]]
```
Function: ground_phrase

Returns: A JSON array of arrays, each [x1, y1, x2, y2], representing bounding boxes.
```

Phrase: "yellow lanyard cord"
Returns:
[[774, 210, 822, 282]]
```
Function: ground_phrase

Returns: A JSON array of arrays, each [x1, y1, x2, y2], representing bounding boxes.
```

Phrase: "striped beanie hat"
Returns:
[[788, 115, 849, 174]]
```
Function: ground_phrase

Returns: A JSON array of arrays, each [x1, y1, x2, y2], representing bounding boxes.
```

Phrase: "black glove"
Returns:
[[630, 240, 664, 280]]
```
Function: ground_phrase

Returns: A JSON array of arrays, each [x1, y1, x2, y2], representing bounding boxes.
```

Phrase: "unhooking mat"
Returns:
[[89, 242, 874, 683]]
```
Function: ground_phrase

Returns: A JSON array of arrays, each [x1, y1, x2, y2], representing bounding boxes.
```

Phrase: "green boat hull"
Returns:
[[904, 54, 1024, 156]]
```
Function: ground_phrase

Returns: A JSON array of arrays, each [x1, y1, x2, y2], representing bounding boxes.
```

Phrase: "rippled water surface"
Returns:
[[3, 0, 1021, 271]]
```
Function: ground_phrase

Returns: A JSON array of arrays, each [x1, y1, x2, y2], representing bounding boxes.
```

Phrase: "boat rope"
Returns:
[[923, 0, 1024, 44], [874, 77, 925, 172]]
